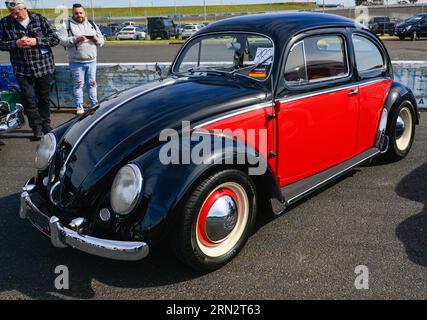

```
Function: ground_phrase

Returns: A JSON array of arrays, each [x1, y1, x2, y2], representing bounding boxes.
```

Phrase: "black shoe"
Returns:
[[31, 126, 43, 141], [42, 124, 53, 134]]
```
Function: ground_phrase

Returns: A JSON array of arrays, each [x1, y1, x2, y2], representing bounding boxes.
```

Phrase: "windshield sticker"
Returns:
[[254, 48, 273, 65]]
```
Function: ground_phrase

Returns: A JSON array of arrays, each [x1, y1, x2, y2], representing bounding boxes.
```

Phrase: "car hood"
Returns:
[[57, 76, 267, 207]]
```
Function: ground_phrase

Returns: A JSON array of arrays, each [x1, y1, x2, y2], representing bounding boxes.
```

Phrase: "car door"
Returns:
[[276, 32, 359, 187], [351, 33, 392, 155]]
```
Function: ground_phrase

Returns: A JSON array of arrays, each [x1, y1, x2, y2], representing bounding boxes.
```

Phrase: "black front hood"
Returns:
[[58, 76, 267, 206]]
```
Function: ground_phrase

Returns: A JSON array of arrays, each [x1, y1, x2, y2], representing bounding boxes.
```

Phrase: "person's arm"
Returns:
[[56, 23, 77, 48], [93, 24, 105, 47], [0, 21, 18, 51], [36, 15, 60, 47]]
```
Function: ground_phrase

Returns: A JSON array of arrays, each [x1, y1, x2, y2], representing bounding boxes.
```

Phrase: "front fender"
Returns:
[[128, 131, 280, 243]]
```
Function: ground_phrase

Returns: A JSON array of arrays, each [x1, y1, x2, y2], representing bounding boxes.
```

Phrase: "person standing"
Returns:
[[0, 0, 59, 140], [57, 3, 104, 115]]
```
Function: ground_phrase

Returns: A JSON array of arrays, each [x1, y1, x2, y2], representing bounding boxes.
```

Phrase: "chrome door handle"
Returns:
[[348, 89, 359, 96]]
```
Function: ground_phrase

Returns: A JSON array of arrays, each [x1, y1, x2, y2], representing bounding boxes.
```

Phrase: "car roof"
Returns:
[[198, 12, 360, 42]]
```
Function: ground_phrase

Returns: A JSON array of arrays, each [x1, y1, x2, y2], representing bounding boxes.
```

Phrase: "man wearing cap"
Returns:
[[0, 0, 59, 140], [57, 3, 104, 115]]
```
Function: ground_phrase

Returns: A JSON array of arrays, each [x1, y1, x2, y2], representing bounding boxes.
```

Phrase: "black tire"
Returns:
[[383, 101, 416, 162], [164, 32, 170, 40], [399, 35, 405, 41], [171, 169, 257, 271]]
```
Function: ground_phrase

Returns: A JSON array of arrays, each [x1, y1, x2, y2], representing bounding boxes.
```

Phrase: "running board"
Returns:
[[282, 148, 380, 206]]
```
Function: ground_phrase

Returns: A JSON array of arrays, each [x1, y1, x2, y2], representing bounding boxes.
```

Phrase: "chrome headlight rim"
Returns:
[[110, 163, 143, 216], [35, 133, 57, 170]]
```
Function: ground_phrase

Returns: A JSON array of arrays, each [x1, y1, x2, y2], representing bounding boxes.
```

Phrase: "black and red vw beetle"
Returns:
[[20, 13, 419, 271]]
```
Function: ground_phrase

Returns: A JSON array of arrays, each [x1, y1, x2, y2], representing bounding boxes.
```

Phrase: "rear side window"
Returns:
[[284, 34, 348, 86], [352, 35, 385, 73]]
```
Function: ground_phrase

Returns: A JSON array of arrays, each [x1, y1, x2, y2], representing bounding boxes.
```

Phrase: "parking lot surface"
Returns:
[[0, 112, 426, 300]]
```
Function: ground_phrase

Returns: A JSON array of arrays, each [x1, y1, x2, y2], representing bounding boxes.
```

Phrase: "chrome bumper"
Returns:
[[0, 103, 25, 133], [19, 179, 149, 261]]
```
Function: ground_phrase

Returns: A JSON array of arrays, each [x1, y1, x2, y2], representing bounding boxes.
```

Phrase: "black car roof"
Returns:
[[199, 12, 360, 42]]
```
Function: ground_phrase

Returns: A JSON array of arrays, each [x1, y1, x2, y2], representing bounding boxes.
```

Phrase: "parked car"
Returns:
[[395, 13, 427, 40], [368, 16, 395, 35], [116, 27, 146, 40], [123, 21, 136, 27], [181, 24, 202, 39], [107, 23, 125, 34], [20, 12, 419, 271], [397, 0, 408, 4], [147, 16, 178, 40], [99, 26, 117, 41]]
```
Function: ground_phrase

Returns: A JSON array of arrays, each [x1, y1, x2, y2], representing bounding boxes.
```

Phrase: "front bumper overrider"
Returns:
[[19, 178, 149, 261]]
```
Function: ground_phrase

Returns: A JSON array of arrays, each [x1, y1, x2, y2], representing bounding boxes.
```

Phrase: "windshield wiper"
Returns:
[[187, 66, 233, 76]]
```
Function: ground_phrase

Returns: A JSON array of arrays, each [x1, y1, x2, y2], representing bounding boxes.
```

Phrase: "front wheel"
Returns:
[[384, 101, 416, 162], [171, 169, 257, 271], [399, 35, 405, 41]]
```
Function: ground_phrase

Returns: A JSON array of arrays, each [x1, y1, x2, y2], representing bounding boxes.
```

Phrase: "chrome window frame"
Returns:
[[351, 33, 387, 76], [284, 33, 350, 87]]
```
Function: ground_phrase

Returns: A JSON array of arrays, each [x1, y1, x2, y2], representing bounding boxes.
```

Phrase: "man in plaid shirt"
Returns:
[[0, 0, 59, 140]]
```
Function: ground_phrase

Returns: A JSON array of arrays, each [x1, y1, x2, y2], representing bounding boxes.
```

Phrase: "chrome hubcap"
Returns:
[[196, 182, 249, 258], [395, 115, 405, 140], [205, 195, 238, 243]]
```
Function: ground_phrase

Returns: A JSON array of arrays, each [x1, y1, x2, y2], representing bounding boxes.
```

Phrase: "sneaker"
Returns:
[[31, 126, 43, 141], [42, 123, 53, 134], [76, 105, 85, 115]]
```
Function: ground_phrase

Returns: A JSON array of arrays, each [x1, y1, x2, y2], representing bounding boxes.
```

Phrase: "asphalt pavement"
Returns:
[[0, 112, 426, 300]]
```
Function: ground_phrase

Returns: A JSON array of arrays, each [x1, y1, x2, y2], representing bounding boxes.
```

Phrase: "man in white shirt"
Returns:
[[57, 3, 104, 115]]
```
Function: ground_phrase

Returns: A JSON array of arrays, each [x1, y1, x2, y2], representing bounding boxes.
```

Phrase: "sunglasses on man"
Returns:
[[5, 2, 22, 8]]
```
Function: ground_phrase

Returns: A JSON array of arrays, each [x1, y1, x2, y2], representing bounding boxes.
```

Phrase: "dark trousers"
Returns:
[[16, 74, 51, 130]]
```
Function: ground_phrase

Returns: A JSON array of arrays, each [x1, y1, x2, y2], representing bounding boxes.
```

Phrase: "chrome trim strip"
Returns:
[[194, 101, 272, 129], [61, 79, 176, 174], [278, 78, 386, 104], [287, 149, 380, 204]]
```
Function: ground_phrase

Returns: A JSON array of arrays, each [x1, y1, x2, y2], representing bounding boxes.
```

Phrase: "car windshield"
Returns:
[[407, 16, 423, 23], [173, 33, 274, 80]]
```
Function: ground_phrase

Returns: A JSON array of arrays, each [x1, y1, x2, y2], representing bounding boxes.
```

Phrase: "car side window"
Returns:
[[284, 34, 348, 86], [352, 35, 385, 74]]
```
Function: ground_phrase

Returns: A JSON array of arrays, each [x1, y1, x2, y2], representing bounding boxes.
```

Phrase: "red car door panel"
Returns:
[[355, 80, 392, 155], [277, 87, 359, 187]]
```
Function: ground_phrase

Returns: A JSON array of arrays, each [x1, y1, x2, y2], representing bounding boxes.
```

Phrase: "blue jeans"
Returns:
[[70, 61, 98, 107]]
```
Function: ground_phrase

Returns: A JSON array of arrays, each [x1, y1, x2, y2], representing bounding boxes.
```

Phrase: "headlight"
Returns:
[[35, 133, 56, 170], [110, 164, 143, 215], [405, 25, 412, 31]]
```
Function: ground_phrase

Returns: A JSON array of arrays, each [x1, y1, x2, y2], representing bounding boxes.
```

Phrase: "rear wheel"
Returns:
[[384, 101, 416, 161], [171, 169, 257, 271], [399, 35, 405, 40]]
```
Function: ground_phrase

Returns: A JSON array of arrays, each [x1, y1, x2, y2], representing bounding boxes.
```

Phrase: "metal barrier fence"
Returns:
[[1, 62, 426, 110]]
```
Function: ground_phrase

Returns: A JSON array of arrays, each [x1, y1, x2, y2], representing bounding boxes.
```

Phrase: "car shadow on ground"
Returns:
[[0, 193, 205, 299], [395, 162, 427, 268]]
